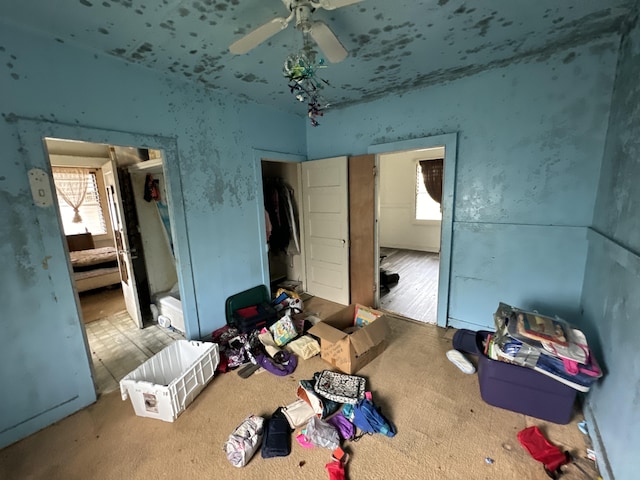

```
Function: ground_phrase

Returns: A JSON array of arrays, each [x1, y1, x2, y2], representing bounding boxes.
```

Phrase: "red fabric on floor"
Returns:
[[518, 426, 568, 472], [325, 460, 345, 480]]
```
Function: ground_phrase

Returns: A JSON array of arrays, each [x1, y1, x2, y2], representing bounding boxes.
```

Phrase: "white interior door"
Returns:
[[101, 159, 144, 328], [301, 156, 350, 305]]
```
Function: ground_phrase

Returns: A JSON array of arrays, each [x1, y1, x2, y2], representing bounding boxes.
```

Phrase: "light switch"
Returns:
[[28, 168, 53, 207]]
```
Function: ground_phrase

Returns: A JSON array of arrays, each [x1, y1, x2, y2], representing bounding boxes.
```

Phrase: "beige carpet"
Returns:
[[0, 306, 598, 480]]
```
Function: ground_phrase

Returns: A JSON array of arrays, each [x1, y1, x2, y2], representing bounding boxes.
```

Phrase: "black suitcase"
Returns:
[[232, 302, 278, 333]]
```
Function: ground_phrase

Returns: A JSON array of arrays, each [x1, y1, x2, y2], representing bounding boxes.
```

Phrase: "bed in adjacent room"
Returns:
[[67, 233, 121, 292]]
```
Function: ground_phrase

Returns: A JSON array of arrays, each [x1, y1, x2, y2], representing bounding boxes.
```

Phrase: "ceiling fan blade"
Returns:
[[229, 17, 289, 54], [314, 0, 363, 11], [309, 21, 348, 63]]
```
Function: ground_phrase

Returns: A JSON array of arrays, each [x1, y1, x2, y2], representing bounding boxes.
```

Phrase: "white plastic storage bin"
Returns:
[[120, 340, 219, 422], [157, 293, 185, 334]]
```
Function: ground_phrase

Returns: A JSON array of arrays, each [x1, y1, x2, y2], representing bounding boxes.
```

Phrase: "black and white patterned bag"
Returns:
[[314, 370, 366, 404]]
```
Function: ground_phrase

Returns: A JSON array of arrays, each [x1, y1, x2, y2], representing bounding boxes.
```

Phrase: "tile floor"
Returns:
[[85, 311, 184, 394]]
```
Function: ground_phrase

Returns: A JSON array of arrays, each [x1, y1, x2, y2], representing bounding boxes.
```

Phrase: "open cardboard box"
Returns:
[[308, 304, 389, 374]]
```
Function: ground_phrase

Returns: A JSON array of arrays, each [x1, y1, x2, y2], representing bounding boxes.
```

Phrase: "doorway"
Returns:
[[45, 137, 184, 393], [369, 133, 457, 328], [260, 158, 305, 295], [258, 153, 353, 306], [256, 145, 450, 318], [377, 147, 444, 324]]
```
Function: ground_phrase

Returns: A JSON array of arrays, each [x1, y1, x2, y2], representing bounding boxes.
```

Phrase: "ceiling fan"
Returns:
[[229, 0, 363, 63]]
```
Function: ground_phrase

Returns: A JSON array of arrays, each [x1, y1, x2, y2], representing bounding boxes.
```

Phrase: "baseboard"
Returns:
[[380, 244, 440, 253], [584, 400, 615, 480]]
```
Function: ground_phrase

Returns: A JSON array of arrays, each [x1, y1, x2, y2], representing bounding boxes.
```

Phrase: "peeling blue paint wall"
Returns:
[[0, 20, 304, 448], [0, 7, 633, 470], [308, 35, 618, 330], [581, 7, 640, 479]]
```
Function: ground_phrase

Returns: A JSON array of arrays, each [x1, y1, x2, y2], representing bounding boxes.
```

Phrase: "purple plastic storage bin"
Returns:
[[454, 329, 576, 424]]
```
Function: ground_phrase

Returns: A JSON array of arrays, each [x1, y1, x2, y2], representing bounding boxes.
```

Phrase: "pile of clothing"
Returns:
[[212, 289, 319, 376], [487, 303, 602, 392], [223, 369, 396, 480]]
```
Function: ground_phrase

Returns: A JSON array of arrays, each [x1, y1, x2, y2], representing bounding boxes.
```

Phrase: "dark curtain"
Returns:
[[419, 159, 444, 204]]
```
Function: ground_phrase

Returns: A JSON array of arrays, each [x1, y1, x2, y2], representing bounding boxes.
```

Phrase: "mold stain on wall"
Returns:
[[1, 191, 37, 286]]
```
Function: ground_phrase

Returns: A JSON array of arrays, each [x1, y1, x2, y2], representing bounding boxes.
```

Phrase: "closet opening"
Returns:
[[261, 159, 305, 295]]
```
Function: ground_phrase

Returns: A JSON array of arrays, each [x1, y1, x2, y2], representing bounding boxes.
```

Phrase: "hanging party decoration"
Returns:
[[283, 45, 331, 127]]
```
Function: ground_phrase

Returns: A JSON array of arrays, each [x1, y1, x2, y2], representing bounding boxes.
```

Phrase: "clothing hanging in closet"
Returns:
[[264, 178, 300, 255]]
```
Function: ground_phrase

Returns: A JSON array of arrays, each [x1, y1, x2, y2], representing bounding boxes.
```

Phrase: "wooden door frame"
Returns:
[[368, 133, 458, 328], [349, 154, 376, 306]]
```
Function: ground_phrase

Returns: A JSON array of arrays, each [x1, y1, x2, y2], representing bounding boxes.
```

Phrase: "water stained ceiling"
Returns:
[[0, 0, 634, 115]]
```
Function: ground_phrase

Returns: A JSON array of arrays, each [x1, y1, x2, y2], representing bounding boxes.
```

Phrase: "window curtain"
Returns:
[[52, 167, 89, 223], [418, 159, 443, 205]]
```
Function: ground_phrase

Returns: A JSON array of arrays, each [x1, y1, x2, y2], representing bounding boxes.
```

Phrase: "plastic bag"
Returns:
[[224, 415, 264, 467], [306, 416, 340, 450]]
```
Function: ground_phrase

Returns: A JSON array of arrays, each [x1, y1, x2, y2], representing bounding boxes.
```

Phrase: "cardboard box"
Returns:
[[308, 304, 389, 374]]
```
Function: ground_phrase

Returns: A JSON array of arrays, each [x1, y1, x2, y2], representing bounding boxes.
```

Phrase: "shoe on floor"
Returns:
[[446, 349, 476, 374]]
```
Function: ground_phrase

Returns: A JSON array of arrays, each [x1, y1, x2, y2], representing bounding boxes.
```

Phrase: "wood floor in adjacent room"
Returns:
[[379, 247, 439, 323], [79, 286, 127, 323]]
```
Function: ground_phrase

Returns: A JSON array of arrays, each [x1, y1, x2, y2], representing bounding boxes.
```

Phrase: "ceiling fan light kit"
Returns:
[[229, 0, 363, 125]]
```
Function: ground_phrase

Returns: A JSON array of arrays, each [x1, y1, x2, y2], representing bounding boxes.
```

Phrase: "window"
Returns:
[[53, 169, 108, 235], [415, 163, 442, 221]]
